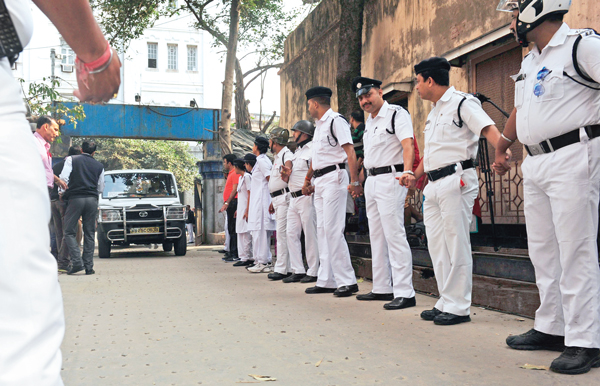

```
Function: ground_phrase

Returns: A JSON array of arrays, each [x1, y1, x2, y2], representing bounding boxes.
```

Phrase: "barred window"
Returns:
[[147, 43, 157, 68], [167, 44, 178, 70], [187, 46, 197, 71]]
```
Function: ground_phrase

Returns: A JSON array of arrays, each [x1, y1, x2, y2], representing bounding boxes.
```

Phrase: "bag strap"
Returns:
[[572, 30, 599, 84], [328, 115, 349, 147], [386, 110, 397, 135], [454, 96, 468, 128]]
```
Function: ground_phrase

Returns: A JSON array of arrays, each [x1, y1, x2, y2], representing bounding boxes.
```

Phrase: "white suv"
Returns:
[[97, 169, 187, 258]]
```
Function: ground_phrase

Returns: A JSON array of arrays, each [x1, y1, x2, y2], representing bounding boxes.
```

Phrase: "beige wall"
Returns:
[[281, 0, 600, 145], [279, 0, 340, 131]]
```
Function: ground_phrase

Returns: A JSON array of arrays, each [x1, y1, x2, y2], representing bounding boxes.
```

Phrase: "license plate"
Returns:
[[130, 227, 159, 234]]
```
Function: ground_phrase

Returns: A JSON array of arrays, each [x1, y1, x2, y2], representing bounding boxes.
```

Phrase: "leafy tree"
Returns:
[[73, 138, 199, 191], [19, 77, 86, 129]]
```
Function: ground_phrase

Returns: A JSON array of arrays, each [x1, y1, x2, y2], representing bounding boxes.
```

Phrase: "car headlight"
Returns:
[[100, 209, 122, 222], [166, 206, 186, 220]]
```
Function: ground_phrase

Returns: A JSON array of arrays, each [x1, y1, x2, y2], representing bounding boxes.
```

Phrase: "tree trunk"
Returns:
[[219, 0, 241, 155], [234, 59, 252, 131], [336, 0, 364, 119]]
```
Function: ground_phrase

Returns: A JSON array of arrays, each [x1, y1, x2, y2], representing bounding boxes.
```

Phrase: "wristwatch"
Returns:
[[350, 181, 360, 187]]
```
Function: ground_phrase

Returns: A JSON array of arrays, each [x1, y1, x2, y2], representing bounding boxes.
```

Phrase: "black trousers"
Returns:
[[226, 198, 238, 255], [64, 196, 98, 270]]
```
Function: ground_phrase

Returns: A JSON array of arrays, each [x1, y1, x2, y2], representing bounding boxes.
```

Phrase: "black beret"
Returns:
[[351, 76, 383, 97], [254, 136, 269, 146], [243, 153, 257, 162], [414, 57, 451, 75], [305, 86, 333, 100]]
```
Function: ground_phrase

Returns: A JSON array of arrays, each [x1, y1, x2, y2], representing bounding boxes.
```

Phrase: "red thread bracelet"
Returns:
[[76, 41, 111, 73]]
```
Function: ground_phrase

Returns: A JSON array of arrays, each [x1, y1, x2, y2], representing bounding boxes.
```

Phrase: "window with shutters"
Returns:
[[60, 38, 74, 65], [167, 44, 178, 70], [147, 43, 157, 69], [187, 46, 197, 71]]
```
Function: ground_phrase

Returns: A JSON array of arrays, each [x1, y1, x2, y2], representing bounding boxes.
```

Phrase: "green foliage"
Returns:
[[73, 138, 199, 191], [90, 0, 163, 50], [19, 77, 86, 129]]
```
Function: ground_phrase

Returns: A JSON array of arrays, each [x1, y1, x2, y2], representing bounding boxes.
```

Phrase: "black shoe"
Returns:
[[550, 347, 600, 375], [283, 273, 306, 283], [305, 286, 336, 294], [85, 269, 95, 275], [223, 255, 238, 262], [506, 329, 565, 351], [433, 312, 471, 325], [233, 260, 254, 267], [356, 292, 394, 301], [421, 308, 442, 321], [217, 250, 227, 254], [300, 275, 317, 283], [268, 272, 292, 281], [333, 284, 359, 297], [383, 296, 416, 310], [67, 265, 84, 275]]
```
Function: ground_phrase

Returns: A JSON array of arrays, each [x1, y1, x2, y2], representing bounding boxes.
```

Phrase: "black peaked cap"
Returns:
[[414, 57, 451, 75]]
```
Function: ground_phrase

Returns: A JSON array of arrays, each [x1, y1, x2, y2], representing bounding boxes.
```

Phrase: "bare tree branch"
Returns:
[[243, 63, 282, 78], [261, 111, 276, 133]]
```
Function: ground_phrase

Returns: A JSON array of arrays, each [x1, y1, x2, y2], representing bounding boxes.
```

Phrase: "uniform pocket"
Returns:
[[511, 72, 525, 109], [534, 66, 564, 102]]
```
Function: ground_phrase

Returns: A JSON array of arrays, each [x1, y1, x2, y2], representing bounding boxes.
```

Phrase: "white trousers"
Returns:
[[237, 232, 253, 261], [252, 230, 272, 265], [0, 61, 65, 386], [186, 223, 194, 243], [224, 214, 230, 251], [287, 195, 319, 276], [314, 168, 357, 288], [272, 194, 290, 274], [423, 168, 478, 316], [523, 139, 600, 348], [365, 173, 415, 298]]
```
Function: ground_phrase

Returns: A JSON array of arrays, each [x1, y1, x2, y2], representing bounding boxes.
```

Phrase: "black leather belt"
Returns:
[[525, 125, 600, 156], [367, 163, 404, 177], [426, 160, 475, 182], [313, 163, 345, 178], [290, 189, 304, 198], [270, 187, 289, 198]]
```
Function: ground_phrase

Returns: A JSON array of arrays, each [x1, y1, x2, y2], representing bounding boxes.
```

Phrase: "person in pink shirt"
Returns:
[[33, 115, 66, 191]]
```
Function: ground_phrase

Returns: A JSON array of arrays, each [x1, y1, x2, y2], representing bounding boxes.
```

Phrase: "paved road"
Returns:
[[59, 246, 595, 385]]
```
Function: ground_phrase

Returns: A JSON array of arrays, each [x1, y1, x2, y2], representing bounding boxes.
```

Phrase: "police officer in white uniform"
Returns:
[[352, 76, 417, 310], [301, 86, 362, 297], [247, 137, 277, 273], [267, 128, 294, 280], [401, 57, 507, 325], [280, 120, 320, 283], [495, 0, 600, 374], [234, 159, 253, 264], [1, 1, 121, 384]]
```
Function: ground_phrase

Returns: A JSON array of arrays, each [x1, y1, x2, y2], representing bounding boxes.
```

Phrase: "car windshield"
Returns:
[[102, 173, 177, 199]]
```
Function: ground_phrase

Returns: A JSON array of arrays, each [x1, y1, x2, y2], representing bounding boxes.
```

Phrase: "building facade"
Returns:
[[13, 3, 205, 108]]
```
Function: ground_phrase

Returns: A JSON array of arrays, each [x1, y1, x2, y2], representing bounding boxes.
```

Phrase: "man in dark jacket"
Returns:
[[50, 145, 82, 272], [59, 141, 105, 275]]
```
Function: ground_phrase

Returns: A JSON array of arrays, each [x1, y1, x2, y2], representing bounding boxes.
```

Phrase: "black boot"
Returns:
[[550, 347, 600, 375]]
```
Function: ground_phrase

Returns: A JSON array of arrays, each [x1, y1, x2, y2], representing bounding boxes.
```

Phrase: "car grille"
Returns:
[[125, 208, 163, 221]]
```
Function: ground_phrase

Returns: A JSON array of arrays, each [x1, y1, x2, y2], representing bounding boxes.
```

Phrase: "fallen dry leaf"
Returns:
[[520, 364, 549, 371], [357, 278, 364, 283], [315, 358, 324, 367], [248, 374, 277, 381]]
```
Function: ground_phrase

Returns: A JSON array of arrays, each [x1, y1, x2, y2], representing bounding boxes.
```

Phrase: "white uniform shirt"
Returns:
[[311, 108, 353, 170], [514, 23, 600, 145], [288, 141, 313, 192], [423, 87, 494, 172], [247, 154, 276, 231], [269, 146, 292, 193], [5, 0, 34, 50], [236, 173, 251, 234], [363, 101, 414, 170]]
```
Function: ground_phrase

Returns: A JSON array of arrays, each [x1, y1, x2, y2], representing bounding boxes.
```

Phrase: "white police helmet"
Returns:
[[497, 0, 571, 47]]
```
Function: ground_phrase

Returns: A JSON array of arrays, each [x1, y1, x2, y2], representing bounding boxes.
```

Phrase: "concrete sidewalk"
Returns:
[[59, 247, 595, 385]]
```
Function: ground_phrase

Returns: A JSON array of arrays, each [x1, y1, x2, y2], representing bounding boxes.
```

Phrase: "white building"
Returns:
[[13, 2, 205, 108]]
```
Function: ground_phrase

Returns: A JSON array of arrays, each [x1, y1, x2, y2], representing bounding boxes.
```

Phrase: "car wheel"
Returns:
[[173, 232, 187, 256], [98, 232, 111, 258], [163, 242, 173, 252]]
